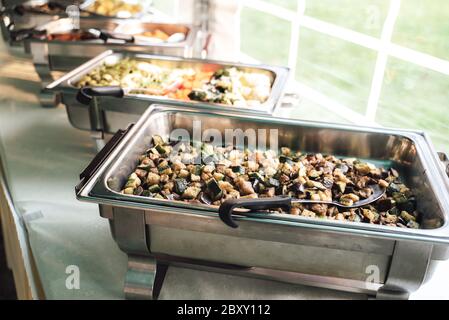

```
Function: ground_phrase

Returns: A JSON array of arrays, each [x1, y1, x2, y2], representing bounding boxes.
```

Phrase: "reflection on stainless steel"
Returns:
[[76, 105, 449, 299], [1, 0, 65, 45], [46, 50, 289, 135], [25, 18, 196, 89]]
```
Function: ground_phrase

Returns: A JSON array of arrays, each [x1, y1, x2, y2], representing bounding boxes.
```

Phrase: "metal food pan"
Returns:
[[24, 18, 196, 89], [47, 50, 290, 135], [1, 0, 75, 7], [1, 0, 66, 45], [76, 105, 449, 299], [0, 1, 97, 44]]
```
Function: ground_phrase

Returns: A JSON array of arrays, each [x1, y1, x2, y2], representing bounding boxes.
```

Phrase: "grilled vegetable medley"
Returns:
[[117, 135, 421, 229], [75, 58, 273, 106]]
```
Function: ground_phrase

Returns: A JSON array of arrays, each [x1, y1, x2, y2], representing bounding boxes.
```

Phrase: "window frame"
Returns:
[[240, 0, 449, 125]]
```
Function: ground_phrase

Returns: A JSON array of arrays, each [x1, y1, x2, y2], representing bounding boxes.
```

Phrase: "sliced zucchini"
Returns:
[[148, 184, 161, 193], [231, 166, 245, 174], [279, 155, 293, 164], [155, 144, 167, 155]]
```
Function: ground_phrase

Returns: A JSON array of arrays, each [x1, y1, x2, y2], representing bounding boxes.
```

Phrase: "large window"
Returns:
[[150, 0, 178, 18], [240, 0, 449, 153]]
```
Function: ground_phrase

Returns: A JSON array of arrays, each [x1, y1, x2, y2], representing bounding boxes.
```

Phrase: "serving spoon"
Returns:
[[218, 184, 386, 228]]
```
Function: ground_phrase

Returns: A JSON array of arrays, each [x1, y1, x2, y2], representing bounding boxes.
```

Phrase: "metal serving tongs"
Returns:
[[86, 28, 134, 43], [76, 81, 184, 105], [218, 184, 386, 228], [87, 28, 186, 44]]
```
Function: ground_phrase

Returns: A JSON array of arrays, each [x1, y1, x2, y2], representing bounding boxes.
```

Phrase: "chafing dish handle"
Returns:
[[219, 197, 292, 228], [438, 152, 449, 178], [9, 28, 46, 42], [0, 8, 12, 30], [76, 86, 124, 105], [99, 31, 134, 43], [75, 123, 134, 194]]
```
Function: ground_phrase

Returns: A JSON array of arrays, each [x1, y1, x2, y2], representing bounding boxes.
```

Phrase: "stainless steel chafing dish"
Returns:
[[24, 18, 197, 107], [1, 0, 68, 45], [76, 104, 449, 300], [1, 0, 153, 45], [0, 0, 63, 45], [1, 0, 30, 6], [46, 50, 290, 149]]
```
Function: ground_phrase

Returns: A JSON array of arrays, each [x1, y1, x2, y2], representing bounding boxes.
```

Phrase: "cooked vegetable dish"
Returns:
[[85, 0, 142, 17], [75, 58, 273, 107], [139, 29, 170, 41], [42, 30, 99, 41], [116, 135, 421, 229], [33, 28, 175, 42]]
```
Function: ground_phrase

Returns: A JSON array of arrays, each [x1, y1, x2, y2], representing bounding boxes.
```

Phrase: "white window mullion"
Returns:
[[300, 15, 381, 51], [240, 0, 449, 125], [388, 44, 449, 75], [365, 0, 401, 121], [241, 0, 297, 21], [287, 0, 306, 73], [242, 0, 449, 77]]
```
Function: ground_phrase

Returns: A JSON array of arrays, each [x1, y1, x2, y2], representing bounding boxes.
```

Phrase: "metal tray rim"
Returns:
[[77, 104, 449, 245], [25, 18, 196, 48], [47, 50, 291, 115]]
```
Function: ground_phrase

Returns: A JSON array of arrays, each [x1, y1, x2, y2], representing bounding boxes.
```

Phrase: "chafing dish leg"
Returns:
[[39, 90, 60, 108], [437, 152, 449, 178], [91, 131, 105, 151], [375, 288, 410, 300], [86, 98, 107, 151], [34, 63, 59, 108], [124, 255, 167, 300], [34, 63, 54, 87], [376, 241, 433, 300]]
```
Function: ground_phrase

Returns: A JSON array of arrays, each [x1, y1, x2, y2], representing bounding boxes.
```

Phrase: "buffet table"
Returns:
[[1, 38, 449, 300]]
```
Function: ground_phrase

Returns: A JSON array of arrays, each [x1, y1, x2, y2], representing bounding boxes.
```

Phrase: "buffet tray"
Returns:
[[2, 0, 156, 46], [24, 18, 197, 84], [46, 50, 290, 135], [75, 104, 449, 299], [1, 0, 65, 45]]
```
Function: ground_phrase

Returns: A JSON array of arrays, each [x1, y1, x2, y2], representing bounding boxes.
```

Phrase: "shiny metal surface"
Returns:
[[47, 50, 290, 136], [218, 185, 387, 228], [85, 106, 449, 237], [25, 18, 196, 89], [376, 241, 432, 299], [1, 0, 29, 6], [438, 152, 449, 179], [0, 0, 62, 45], [76, 105, 449, 298], [0, 1, 89, 44], [1, 0, 154, 45]]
